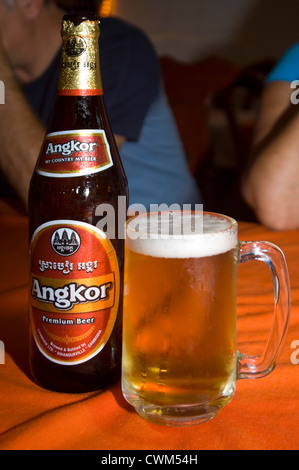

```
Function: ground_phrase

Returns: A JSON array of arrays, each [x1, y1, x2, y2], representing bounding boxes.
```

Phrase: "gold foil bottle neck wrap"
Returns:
[[58, 18, 103, 96]]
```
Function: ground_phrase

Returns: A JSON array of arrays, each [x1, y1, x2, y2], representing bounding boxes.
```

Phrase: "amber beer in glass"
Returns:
[[122, 211, 290, 425]]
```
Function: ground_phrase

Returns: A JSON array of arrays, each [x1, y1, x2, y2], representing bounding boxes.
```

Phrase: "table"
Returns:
[[0, 198, 298, 451]]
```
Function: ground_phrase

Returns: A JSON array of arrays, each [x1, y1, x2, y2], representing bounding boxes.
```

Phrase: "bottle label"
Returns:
[[36, 130, 113, 177], [29, 220, 120, 365]]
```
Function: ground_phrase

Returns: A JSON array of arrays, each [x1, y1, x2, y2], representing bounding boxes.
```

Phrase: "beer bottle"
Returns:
[[28, 14, 128, 393]]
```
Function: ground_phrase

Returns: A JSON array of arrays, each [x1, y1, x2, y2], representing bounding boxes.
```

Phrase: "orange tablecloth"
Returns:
[[0, 199, 298, 451]]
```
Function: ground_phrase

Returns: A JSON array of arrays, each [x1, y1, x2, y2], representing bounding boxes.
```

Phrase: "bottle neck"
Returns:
[[57, 18, 103, 97]]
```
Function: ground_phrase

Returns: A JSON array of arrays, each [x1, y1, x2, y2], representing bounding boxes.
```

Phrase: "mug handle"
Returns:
[[237, 241, 291, 379]]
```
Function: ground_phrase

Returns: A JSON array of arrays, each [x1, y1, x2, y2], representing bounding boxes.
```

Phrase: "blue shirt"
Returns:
[[20, 16, 202, 208], [266, 43, 299, 82], [120, 87, 201, 208]]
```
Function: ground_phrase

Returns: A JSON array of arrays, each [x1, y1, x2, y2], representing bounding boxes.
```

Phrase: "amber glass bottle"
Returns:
[[28, 15, 128, 392]]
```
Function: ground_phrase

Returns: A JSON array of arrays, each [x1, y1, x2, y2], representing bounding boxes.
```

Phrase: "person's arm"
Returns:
[[242, 81, 299, 230], [0, 43, 126, 210], [0, 44, 45, 207]]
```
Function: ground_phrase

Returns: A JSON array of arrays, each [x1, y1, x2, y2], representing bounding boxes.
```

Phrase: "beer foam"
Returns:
[[126, 212, 238, 258]]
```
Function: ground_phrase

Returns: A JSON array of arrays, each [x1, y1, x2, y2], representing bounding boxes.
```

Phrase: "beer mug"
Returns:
[[121, 211, 290, 426]]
